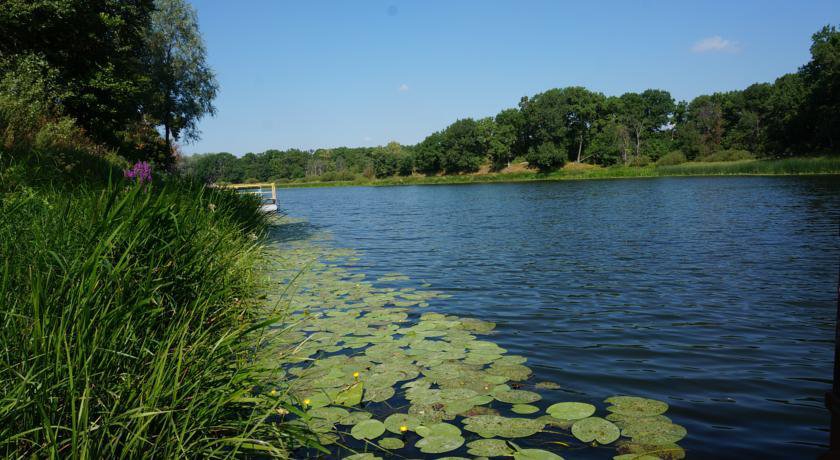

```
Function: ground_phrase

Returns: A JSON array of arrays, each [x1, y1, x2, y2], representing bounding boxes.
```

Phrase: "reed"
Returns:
[[0, 178, 314, 458]]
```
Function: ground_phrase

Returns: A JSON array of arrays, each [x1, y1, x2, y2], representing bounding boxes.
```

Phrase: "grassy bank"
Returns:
[[274, 157, 840, 188], [0, 177, 315, 457]]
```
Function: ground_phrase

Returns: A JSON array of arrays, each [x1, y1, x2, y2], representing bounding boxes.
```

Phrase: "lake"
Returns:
[[276, 176, 840, 459]]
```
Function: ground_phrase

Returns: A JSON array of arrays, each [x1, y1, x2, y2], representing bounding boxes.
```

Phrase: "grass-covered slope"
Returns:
[[0, 178, 312, 457]]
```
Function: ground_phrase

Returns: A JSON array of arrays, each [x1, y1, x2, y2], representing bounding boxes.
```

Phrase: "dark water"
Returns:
[[277, 176, 840, 459]]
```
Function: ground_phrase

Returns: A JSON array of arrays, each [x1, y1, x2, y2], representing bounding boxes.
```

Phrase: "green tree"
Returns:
[[439, 118, 484, 173], [802, 24, 840, 151], [0, 0, 155, 148], [145, 0, 218, 153], [617, 90, 675, 161], [525, 142, 565, 171]]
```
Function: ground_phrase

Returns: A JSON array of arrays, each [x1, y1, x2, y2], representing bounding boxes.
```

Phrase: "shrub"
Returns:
[[656, 150, 688, 166], [628, 155, 651, 167], [525, 142, 565, 171], [697, 149, 755, 162]]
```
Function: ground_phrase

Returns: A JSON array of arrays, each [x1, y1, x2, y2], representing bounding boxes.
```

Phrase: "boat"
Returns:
[[224, 183, 278, 213]]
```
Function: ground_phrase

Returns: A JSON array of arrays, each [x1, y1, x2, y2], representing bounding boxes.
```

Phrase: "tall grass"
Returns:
[[0, 178, 313, 458], [275, 157, 840, 189]]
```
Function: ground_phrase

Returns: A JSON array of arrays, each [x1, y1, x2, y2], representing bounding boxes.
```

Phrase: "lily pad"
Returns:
[[466, 439, 515, 457], [343, 454, 381, 460], [546, 402, 596, 420], [334, 382, 364, 406], [493, 389, 541, 404], [350, 419, 385, 440], [534, 381, 562, 390], [616, 442, 686, 460], [571, 417, 620, 445], [416, 422, 461, 438], [415, 435, 465, 454], [511, 404, 540, 414], [513, 449, 565, 460], [384, 413, 421, 433], [621, 420, 687, 444], [338, 411, 372, 426], [378, 437, 405, 449], [604, 396, 668, 417], [463, 415, 545, 438]]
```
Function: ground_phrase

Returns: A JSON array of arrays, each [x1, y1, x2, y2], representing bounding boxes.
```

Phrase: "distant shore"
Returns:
[[273, 157, 840, 189]]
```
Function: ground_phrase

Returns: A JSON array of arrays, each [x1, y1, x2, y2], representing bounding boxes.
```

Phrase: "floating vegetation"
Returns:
[[264, 225, 688, 458]]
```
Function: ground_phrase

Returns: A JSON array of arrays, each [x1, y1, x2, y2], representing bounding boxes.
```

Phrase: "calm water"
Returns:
[[277, 176, 840, 459]]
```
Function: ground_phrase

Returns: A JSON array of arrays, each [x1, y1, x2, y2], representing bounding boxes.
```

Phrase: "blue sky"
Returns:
[[186, 0, 838, 155]]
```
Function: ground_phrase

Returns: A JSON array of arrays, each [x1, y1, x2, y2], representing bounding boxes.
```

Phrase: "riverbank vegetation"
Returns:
[[183, 25, 840, 185], [0, 1, 317, 457]]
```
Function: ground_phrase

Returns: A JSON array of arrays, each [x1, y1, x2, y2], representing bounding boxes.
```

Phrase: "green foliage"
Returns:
[[655, 151, 688, 166], [697, 149, 754, 162], [145, 0, 218, 148], [0, 179, 317, 457], [526, 142, 566, 171]]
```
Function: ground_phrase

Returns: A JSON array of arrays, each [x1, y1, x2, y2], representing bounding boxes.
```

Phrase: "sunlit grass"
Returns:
[[0, 178, 316, 458], [276, 157, 840, 188]]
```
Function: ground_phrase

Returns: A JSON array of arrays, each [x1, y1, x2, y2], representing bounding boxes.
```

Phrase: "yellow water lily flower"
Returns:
[[270, 389, 277, 396], [353, 371, 360, 379], [303, 398, 311, 406], [399, 425, 408, 433]]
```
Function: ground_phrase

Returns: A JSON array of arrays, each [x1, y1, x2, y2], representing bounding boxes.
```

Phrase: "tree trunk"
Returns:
[[576, 135, 583, 162]]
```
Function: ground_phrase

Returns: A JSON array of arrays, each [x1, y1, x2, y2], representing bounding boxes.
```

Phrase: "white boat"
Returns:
[[225, 183, 278, 213]]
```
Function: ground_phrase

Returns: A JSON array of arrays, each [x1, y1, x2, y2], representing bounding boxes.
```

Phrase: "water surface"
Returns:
[[278, 176, 839, 459]]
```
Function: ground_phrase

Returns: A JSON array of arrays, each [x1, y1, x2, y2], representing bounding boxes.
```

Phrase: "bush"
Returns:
[[628, 155, 651, 167], [316, 170, 359, 182], [525, 142, 565, 171], [656, 150, 688, 166], [0, 180, 312, 457], [697, 149, 755, 162]]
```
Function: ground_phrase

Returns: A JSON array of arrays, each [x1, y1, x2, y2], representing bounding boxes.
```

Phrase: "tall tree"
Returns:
[[0, 0, 155, 148], [802, 24, 840, 151], [145, 0, 218, 153]]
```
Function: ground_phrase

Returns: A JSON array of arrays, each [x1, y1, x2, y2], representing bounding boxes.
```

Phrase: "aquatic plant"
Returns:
[[263, 224, 689, 459]]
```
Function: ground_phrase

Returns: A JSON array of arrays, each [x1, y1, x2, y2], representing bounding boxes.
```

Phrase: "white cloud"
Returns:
[[691, 35, 739, 53], [398, 83, 409, 92]]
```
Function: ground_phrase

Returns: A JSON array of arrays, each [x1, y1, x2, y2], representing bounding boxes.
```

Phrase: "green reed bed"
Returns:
[[0, 179, 315, 458], [276, 157, 840, 189]]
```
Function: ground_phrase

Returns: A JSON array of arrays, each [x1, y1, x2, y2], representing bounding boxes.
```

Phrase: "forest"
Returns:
[[182, 24, 840, 184]]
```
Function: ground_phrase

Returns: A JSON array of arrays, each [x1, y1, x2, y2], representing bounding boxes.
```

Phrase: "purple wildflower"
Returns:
[[123, 161, 152, 184]]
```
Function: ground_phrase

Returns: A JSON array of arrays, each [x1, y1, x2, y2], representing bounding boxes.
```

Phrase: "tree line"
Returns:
[[1, 0, 216, 170], [185, 24, 839, 184]]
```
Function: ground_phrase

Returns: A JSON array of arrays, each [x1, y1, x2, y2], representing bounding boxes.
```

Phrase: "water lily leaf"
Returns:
[[308, 406, 350, 424], [513, 448, 564, 460], [350, 419, 385, 440], [466, 439, 515, 457], [616, 442, 686, 460], [415, 435, 465, 454], [613, 455, 661, 460], [546, 402, 595, 420], [415, 422, 461, 438], [338, 411, 372, 426], [512, 404, 540, 414], [621, 420, 687, 444], [342, 454, 381, 460], [463, 415, 545, 438], [606, 413, 672, 429], [534, 381, 562, 390], [537, 415, 574, 430], [384, 413, 421, 433], [493, 389, 541, 404], [334, 382, 364, 406], [604, 396, 668, 417], [378, 437, 405, 449], [571, 417, 620, 445], [363, 385, 395, 403]]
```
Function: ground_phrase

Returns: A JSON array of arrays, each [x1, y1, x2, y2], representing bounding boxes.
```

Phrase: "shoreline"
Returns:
[[273, 158, 840, 189]]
